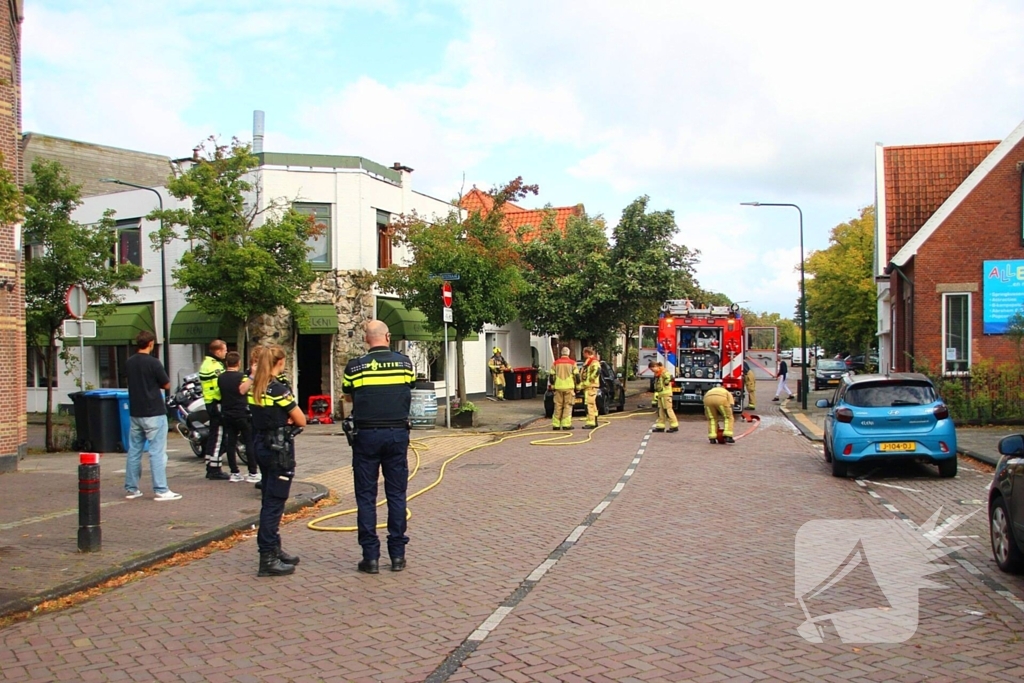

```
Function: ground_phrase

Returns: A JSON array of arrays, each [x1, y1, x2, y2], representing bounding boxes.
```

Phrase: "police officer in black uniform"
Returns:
[[248, 344, 306, 577], [342, 320, 416, 574]]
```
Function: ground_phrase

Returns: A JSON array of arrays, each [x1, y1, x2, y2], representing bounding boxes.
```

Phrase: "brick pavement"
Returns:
[[1, 400, 1023, 681]]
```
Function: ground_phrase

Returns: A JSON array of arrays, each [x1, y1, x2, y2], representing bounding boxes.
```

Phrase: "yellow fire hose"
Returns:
[[306, 408, 656, 532]]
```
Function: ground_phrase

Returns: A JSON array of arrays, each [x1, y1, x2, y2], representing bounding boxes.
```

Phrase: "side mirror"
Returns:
[[815, 399, 830, 409], [616, 372, 623, 380], [997, 434, 1024, 457]]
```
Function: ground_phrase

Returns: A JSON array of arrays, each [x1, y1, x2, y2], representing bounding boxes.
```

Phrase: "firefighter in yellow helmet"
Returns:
[[488, 347, 509, 400], [649, 361, 678, 432], [580, 347, 601, 429], [703, 385, 735, 444], [550, 347, 578, 430]]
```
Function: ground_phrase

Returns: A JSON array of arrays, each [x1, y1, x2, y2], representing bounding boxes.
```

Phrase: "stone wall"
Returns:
[[246, 269, 375, 415]]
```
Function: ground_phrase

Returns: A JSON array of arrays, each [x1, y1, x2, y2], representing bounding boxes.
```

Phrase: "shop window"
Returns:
[[377, 209, 392, 269], [293, 202, 331, 269], [114, 219, 142, 273], [942, 293, 970, 374], [98, 346, 130, 388]]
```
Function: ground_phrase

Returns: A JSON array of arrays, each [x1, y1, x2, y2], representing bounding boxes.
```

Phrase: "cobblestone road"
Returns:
[[2, 407, 1023, 682]]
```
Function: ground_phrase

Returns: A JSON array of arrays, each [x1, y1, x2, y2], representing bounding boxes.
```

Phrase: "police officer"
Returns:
[[704, 385, 735, 444], [248, 344, 306, 576], [488, 347, 509, 400], [650, 361, 678, 433], [580, 347, 601, 429], [199, 339, 229, 480], [343, 320, 416, 574], [550, 347, 578, 431]]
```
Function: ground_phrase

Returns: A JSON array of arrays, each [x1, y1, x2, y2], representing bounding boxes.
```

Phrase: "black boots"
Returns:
[[258, 551, 295, 577], [358, 558, 380, 574], [206, 467, 230, 480], [275, 545, 300, 565]]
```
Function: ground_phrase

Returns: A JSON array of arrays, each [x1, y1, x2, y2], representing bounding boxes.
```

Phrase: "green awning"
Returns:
[[168, 303, 240, 345], [296, 303, 339, 335], [84, 303, 155, 346], [376, 298, 478, 342]]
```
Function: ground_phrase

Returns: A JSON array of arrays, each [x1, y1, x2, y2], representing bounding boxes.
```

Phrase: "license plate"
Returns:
[[878, 442, 916, 452], [827, 379, 839, 384], [672, 387, 681, 393]]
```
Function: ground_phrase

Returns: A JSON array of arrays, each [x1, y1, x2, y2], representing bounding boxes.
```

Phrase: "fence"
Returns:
[[924, 361, 1024, 424]]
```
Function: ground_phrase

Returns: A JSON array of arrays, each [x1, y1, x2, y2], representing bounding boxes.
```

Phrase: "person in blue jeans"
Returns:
[[124, 330, 180, 501]]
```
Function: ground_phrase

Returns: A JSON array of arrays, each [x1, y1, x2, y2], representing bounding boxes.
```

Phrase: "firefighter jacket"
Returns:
[[488, 355, 508, 375], [581, 358, 601, 389], [653, 370, 672, 396], [550, 356, 578, 391], [198, 355, 225, 403], [703, 385, 735, 406]]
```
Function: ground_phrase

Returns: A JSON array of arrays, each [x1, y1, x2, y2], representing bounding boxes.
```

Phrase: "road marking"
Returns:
[[957, 559, 983, 575], [425, 427, 653, 683], [861, 480, 923, 493], [0, 501, 125, 530], [997, 590, 1024, 615]]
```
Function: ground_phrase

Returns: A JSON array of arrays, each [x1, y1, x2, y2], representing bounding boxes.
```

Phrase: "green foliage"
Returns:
[[916, 356, 1024, 424], [740, 309, 802, 349], [23, 159, 142, 451], [376, 178, 533, 401], [803, 206, 876, 357], [626, 346, 639, 380], [516, 210, 618, 346], [151, 138, 318, 346]]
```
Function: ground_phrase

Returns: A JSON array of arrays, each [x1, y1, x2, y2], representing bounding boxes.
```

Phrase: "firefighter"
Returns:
[[703, 385, 735, 444], [199, 339, 230, 480], [550, 347, 578, 430], [580, 347, 601, 429], [743, 358, 757, 411], [650, 361, 678, 433], [488, 347, 509, 400]]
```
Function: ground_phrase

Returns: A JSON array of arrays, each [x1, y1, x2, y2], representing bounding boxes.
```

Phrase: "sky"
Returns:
[[22, 0, 1024, 316]]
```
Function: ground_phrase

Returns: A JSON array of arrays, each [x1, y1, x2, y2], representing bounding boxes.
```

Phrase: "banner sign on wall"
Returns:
[[983, 260, 1024, 334]]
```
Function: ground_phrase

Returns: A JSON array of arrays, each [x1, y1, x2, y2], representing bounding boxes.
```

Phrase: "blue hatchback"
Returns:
[[816, 373, 957, 478]]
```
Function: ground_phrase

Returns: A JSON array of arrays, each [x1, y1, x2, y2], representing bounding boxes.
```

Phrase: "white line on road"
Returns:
[[592, 501, 610, 514], [861, 480, 923, 493], [624, 468, 635, 476], [566, 525, 588, 543], [612, 483, 624, 493], [526, 559, 557, 582]]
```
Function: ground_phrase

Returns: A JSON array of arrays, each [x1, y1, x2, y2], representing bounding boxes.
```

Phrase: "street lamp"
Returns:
[[100, 179, 170, 377], [740, 201, 807, 409]]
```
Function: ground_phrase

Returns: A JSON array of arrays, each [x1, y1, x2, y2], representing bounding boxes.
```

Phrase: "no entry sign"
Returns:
[[441, 282, 452, 308]]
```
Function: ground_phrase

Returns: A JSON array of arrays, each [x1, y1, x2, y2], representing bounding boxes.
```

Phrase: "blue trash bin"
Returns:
[[114, 390, 151, 453]]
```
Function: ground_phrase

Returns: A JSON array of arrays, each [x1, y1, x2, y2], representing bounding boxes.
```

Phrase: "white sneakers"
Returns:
[[125, 490, 144, 500], [154, 491, 182, 501], [245, 472, 262, 484], [229, 472, 245, 483]]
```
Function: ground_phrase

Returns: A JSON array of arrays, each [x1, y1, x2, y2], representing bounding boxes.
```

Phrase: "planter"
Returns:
[[450, 410, 478, 428]]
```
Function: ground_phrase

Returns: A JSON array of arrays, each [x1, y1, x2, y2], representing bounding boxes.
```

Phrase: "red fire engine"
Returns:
[[656, 300, 746, 411]]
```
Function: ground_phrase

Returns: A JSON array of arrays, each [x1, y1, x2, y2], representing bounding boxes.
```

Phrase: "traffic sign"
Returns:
[[62, 319, 97, 338], [431, 273, 460, 281], [441, 282, 453, 308], [65, 284, 89, 319], [442, 307, 453, 323]]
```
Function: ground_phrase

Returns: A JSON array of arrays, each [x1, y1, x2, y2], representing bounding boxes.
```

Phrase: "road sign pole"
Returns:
[[444, 322, 450, 429], [79, 333, 85, 391]]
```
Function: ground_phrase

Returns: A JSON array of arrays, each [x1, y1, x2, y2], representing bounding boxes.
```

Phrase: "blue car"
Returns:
[[816, 373, 957, 478]]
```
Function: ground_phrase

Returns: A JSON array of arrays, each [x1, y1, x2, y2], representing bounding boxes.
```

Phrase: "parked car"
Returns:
[[544, 360, 626, 418], [816, 373, 957, 478], [813, 359, 848, 391], [779, 350, 793, 360], [844, 354, 879, 373], [989, 435, 1024, 573]]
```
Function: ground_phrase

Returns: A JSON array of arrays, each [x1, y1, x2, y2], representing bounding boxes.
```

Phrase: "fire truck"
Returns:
[[656, 300, 746, 412]]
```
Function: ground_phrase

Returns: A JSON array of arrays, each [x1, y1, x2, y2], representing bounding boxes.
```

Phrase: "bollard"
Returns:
[[78, 452, 101, 552]]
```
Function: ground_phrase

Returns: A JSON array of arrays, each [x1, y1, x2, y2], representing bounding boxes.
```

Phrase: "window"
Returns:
[[377, 209, 392, 269], [293, 203, 331, 268], [942, 293, 970, 374], [114, 219, 142, 271], [98, 346, 129, 388], [26, 346, 56, 388], [23, 242, 44, 262], [845, 380, 938, 407]]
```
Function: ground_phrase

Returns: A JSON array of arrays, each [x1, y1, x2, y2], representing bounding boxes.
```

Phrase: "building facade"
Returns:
[[875, 119, 1024, 375], [0, 0, 23, 472]]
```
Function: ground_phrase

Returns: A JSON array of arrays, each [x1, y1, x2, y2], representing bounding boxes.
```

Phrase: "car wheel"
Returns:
[[937, 457, 957, 478], [990, 496, 1024, 573], [617, 388, 626, 412], [823, 437, 832, 463], [831, 455, 848, 478]]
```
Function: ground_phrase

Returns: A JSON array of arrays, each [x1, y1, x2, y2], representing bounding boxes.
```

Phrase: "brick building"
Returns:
[[0, 0, 22, 473], [875, 119, 1024, 375]]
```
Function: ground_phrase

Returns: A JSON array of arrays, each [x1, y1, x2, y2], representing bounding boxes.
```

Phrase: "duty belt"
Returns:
[[355, 420, 410, 429]]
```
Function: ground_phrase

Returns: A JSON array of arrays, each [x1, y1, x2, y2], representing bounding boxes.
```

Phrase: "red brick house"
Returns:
[[875, 119, 1024, 375]]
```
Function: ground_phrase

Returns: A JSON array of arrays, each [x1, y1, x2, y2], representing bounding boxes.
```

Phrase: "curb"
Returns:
[[958, 447, 999, 467], [779, 406, 823, 442], [0, 481, 330, 620]]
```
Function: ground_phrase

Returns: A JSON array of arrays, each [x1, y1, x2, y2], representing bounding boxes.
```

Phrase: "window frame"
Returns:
[[293, 202, 332, 270], [113, 218, 143, 276], [377, 209, 392, 270], [941, 292, 971, 376]]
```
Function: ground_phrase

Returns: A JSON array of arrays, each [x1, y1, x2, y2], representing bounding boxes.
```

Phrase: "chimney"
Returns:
[[253, 110, 265, 154]]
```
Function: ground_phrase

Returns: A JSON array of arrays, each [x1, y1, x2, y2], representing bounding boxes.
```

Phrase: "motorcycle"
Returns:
[[167, 372, 247, 465]]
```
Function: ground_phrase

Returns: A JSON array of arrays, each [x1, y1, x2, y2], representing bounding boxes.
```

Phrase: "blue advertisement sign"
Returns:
[[983, 260, 1024, 334]]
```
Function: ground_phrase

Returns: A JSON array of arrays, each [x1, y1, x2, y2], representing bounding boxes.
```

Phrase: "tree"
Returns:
[[516, 210, 619, 348], [803, 206, 876, 357], [609, 196, 699, 371], [23, 159, 142, 451], [151, 138, 319, 350], [375, 178, 534, 403], [741, 309, 801, 349]]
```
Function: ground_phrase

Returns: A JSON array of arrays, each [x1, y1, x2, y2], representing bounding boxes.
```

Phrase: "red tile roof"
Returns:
[[460, 187, 583, 241], [884, 140, 998, 261]]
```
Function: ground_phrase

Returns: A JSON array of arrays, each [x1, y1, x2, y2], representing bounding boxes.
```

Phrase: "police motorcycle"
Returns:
[[166, 371, 247, 465]]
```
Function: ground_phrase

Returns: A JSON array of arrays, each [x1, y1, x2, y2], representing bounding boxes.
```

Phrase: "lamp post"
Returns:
[[740, 201, 807, 409], [100, 179, 170, 378]]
